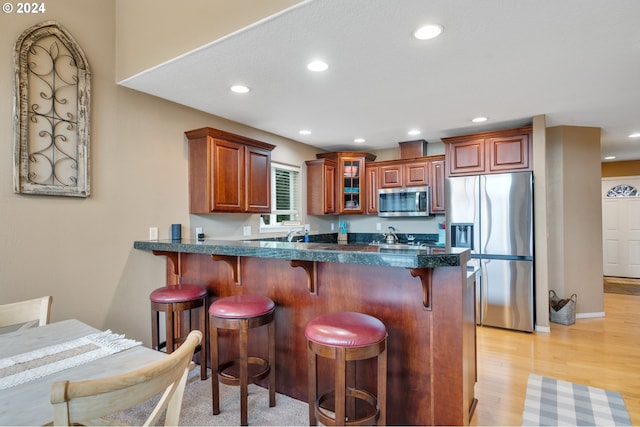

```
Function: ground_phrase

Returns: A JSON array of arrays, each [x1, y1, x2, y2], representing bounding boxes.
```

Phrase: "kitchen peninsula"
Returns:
[[134, 238, 475, 425]]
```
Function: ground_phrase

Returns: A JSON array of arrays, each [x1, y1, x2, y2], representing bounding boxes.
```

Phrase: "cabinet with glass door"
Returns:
[[315, 152, 376, 215]]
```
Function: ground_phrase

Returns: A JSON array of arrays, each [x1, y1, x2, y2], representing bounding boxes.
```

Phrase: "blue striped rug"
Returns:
[[522, 374, 631, 426]]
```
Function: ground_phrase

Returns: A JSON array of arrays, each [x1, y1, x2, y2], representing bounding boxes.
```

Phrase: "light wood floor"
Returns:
[[604, 276, 640, 295], [470, 292, 640, 426]]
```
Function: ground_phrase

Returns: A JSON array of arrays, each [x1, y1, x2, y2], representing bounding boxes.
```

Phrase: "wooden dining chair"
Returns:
[[51, 330, 202, 426], [0, 295, 52, 331]]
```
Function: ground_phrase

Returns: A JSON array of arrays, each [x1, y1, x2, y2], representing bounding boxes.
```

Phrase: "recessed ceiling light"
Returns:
[[629, 132, 640, 138], [414, 24, 443, 40], [307, 60, 328, 72], [230, 85, 250, 94], [299, 130, 312, 135], [472, 117, 488, 123], [354, 138, 365, 143], [408, 130, 421, 136], [604, 156, 616, 160]]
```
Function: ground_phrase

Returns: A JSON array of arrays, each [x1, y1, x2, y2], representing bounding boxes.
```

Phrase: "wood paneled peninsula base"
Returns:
[[134, 239, 475, 426]]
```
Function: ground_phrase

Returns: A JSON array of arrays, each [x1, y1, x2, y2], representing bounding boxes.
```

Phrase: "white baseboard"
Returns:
[[535, 324, 551, 333], [576, 311, 605, 319], [535, 312, 604, 332]]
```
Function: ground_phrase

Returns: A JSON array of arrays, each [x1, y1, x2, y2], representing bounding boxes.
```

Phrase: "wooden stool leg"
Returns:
[[335, 347, 346, 425], [151, 309, 160, 351], [268, 318, 276, 407], [308, 344, 318, 426], [240, 319, 249, 426], [346, 359, 356, 422], [377, 346, 387, 426], [211, 322, 220, 415], [165, 304, 175, 353], [199, 298, 207, 380]]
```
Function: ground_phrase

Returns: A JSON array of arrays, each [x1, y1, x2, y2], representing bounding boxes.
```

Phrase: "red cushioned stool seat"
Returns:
[[150, 283, 207, 303], [209, 294, 275, 318], [209, 295, 276, 426], [305, 312, 388, 426], [150, 283, 208, 380]]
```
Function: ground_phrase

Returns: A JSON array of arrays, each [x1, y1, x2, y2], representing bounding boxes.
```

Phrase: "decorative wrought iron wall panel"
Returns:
[[14, 21, 90, 197]]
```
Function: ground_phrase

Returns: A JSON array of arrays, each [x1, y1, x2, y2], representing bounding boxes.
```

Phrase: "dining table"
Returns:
[[0, 318, 165, 426]]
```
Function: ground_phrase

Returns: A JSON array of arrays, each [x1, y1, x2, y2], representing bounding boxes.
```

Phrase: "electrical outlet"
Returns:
[[149, 227, 158, 240], [376, 223, 382, 231], [243, 226, 251, 236], [331, 223, 335, 231], [304, 224, 310, 233]]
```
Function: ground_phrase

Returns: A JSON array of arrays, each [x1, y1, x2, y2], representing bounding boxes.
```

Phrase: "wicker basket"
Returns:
[[549, 290, 577, 325]]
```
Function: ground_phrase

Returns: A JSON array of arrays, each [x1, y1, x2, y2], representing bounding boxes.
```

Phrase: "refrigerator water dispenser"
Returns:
[[451, 223, 474, 249]]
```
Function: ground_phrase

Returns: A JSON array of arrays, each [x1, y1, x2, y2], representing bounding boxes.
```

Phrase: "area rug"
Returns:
[[522, 373, 631, 426], [108, 368, 309, 426]]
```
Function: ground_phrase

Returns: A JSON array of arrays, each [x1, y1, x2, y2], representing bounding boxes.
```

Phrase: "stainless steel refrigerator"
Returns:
[[445, 171, 534, 332]]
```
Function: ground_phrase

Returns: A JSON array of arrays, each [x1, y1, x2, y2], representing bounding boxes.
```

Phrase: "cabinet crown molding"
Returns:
[[185, 127, 275, 151], [441, 125, 532, 144], [316, 151, 377, 162]]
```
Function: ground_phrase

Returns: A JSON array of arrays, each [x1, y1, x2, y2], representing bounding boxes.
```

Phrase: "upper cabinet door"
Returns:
[[212, 138, 244, 212], [487, 134, 531, 172], [379, 164, 403, 188], [445, 138, 486, 176], [324, 162, 336, 214], [404, 161, 429, 187], [339, 156, 366, 214], [365, 164, 379, 214], [245, 146, 271, 213], [306, 158, 336, 215], [430, 158, 445, 213]]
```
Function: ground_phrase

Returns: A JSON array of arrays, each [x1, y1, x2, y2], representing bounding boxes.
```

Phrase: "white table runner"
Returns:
[[0, 330, 141, 390]]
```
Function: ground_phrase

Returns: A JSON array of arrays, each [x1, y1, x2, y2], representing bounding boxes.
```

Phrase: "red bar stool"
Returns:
[[150, 283, 208, 380], [305, 311, 387, 426], [209, 294, 276, 426]]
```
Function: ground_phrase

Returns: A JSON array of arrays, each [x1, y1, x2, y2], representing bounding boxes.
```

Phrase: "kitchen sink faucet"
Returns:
[[287, 229, 302, 242]]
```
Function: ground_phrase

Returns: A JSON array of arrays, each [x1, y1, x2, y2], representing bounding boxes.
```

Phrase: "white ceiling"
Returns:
[[120, 0, 640, 161]]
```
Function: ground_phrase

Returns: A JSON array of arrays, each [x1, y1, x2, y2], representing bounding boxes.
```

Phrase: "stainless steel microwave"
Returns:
[[378, 186, 431, 217]]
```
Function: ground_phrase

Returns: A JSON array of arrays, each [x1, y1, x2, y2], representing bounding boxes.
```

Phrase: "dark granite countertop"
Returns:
[[133, 238, 470, 269]]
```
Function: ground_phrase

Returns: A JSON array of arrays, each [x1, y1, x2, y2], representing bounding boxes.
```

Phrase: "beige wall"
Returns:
[[0, 0, 318, 345], [547, 126, 604, 316]]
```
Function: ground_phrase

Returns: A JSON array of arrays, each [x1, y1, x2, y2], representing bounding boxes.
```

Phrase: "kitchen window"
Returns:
[[260, 163, 301, 232]]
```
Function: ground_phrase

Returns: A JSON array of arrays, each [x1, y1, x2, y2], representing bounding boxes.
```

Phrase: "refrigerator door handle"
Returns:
[[480, 259, 488, 325]]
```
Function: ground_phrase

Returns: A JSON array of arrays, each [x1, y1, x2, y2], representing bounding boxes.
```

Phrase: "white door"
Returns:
[[602, 177, 640, 278]]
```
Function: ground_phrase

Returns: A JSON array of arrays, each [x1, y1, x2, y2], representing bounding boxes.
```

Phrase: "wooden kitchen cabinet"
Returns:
[[443, 126, 532, 176], [430, 156, 446, 214], [369, 156, 444, 214], [487, 133, 531, 172], [380, 160, 429, 188], [185, 127, 275, 214], [443, 137, 486, 176], [306, 158, 336, 215], [404, 161, 430, 186], [379, 163, 403, 188], [365, 164, 379, 214], [314, 152, 377, 214]]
